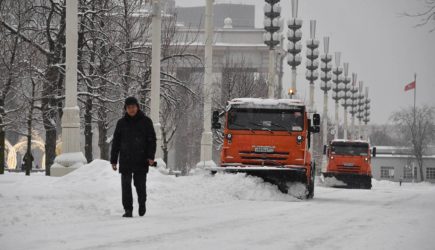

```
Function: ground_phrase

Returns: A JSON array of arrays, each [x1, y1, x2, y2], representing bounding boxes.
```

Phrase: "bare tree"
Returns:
[[0, 0, 32, 174], [212, 55, 267, 146], [403, 0, 435, 32], [369, 124, 402, 146], [1, 0, 67, 175], [391, 106, 435, 181]]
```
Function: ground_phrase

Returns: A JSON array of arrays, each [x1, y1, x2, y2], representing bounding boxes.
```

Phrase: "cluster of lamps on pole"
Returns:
[[262, 0, 372, 143]]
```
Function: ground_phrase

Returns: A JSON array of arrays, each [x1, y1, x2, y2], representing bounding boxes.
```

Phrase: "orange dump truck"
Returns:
[[209, 98, 320, 199], [322, 139, 376, 189]]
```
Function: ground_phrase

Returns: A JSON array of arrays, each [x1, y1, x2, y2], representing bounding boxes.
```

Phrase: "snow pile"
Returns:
[[0, 160, 295, 227]]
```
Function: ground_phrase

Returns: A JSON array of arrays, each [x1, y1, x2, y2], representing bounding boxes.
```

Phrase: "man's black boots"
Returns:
[[123, 210, 133, 218], [139, 205, 146, 217]]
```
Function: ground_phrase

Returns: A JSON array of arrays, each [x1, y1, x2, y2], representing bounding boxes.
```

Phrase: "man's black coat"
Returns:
[[110, 110, 157, 174]]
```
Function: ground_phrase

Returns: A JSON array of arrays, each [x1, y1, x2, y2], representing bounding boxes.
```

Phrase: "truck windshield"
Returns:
[[331, 143, 369, 156], [227, 108, 304, 131]]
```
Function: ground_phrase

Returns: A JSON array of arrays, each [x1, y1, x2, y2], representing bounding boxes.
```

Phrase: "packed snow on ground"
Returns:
[[1, 160, 435, 250]]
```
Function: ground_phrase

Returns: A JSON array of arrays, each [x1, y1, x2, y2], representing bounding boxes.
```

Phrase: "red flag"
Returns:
[[404, 81, 416, 91]]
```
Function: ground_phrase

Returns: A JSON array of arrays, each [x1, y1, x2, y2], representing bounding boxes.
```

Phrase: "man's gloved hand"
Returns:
[[148, 159, 156, 167]]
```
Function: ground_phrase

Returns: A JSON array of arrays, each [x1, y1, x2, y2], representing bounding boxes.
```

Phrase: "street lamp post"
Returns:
[[287, 0, 302, 96], [150, 0, 165, 167], [197, 0, 216, 168], [51, 0, 86, 176], [331, 52, 343, 139], [341, 63, 352, 139], [356, 81, 365, 140], [320, 37, 332, 171], [363, 87, 371, 140], [264, 0, 282, 98], [305, 20, 319, 111], [349, 73, 359, 139]]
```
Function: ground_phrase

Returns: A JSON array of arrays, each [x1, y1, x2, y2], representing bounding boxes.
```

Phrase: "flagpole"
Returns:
[[414, 73, 417, 114]]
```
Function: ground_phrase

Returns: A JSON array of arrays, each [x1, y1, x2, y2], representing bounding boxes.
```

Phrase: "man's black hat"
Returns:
[[124, 96, 140, 110]]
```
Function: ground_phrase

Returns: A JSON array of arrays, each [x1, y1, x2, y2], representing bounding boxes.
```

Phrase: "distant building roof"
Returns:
[[176, 4, 255, 29], [375, 146, 435, 157]]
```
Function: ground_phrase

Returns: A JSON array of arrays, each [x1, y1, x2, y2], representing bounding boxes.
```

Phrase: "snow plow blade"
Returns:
[[206, 165, 312, 198], [322, 172, 372, 189]]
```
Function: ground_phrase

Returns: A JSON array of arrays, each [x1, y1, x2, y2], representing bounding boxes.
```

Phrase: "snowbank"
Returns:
[[0, 160, 295, 227]]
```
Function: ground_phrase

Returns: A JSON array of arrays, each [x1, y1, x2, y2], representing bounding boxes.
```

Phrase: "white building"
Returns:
[[371, 146, 435, 183]]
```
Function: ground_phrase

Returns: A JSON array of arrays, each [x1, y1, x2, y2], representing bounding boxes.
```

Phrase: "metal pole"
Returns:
[[268, 49, 276, 98], [198, 0, 215, 167], [150, 0, 164, 161]]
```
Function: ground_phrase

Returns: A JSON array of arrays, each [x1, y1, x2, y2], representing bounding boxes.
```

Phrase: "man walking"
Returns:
[[111, 97, 157, 217]]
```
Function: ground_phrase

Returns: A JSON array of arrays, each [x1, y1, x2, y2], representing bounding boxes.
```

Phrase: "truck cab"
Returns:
[[211, 98, 320, 198], [323, 139, 376, 189]]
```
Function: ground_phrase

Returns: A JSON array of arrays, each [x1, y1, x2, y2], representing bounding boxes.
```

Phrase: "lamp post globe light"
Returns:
[[356, 81, 365, 140], [331, 52, 344, 139], [363, 87, 371, 140], [340, 63, 352, 139], [264, 0, 282, 98], [287, 0, 302, 96], [305, 20, 319, 111], [319, 37, 332, 172], [349, 73, 359, 139]]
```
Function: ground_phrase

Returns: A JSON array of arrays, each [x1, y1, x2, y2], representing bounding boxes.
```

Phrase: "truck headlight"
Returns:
[[296, 135, 303, 144]]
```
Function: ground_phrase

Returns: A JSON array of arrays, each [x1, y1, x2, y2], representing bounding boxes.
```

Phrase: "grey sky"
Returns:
[[176, 0, 435, 124]]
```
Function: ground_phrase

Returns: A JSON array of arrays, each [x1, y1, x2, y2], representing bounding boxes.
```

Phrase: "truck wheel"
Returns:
[[278, 183, 289, 194], [365, 178, 372, 189], [210, 171, 217, 176]]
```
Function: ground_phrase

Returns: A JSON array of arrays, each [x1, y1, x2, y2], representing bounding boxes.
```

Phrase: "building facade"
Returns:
[[371, 146, 435, 183]]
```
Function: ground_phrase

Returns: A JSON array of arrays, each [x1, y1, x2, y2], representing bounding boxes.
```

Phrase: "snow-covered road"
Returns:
[[1, 160, 434, 250]]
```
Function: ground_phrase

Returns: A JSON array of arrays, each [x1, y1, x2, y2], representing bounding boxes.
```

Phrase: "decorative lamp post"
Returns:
[[305, 20, 319, 111], [150, 0, 165, 167], [331, 52, 343, 139], [319, 37, 332, 171], [287, 0, 302, 96], [349, 73, 359, 139], [51, 0, 86, 176], [341, 63, 352, 139], [356, 81, 365, 140], [197, 0, 216, 168], [264, 0, 282, 98], [363, 87, 371, 140]]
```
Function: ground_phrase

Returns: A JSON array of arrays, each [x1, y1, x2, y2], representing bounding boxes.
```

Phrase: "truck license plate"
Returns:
[[254, 146, 274, 153]]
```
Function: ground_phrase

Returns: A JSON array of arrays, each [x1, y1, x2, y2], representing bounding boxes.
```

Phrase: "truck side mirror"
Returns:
[[313, 113, 320, 126], [309, 114, 321, 133], [323, 145, 327, 155], [372, 147, 377, 158], [212, 111, 221, 130]]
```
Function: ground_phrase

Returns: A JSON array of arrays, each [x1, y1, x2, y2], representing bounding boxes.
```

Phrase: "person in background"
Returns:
[[110, 97, 157, 218]]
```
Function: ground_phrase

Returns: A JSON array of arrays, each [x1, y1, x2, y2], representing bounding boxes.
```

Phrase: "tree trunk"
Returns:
[[98, 120, 109, 160], [418, 157, 425, 182], [84, 97, 93, 163], [0, 127, 5, 175]]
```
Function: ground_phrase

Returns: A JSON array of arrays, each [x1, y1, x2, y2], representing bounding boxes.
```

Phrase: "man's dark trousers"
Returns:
[[121, 173, 147, 211]]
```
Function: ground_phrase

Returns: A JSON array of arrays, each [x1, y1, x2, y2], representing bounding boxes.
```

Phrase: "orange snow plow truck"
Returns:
[[322, 139, 377, 189], [209, 98, 321, 199]]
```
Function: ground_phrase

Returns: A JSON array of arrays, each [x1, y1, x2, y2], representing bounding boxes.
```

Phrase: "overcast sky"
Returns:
[[176, 0, 435, 125]]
